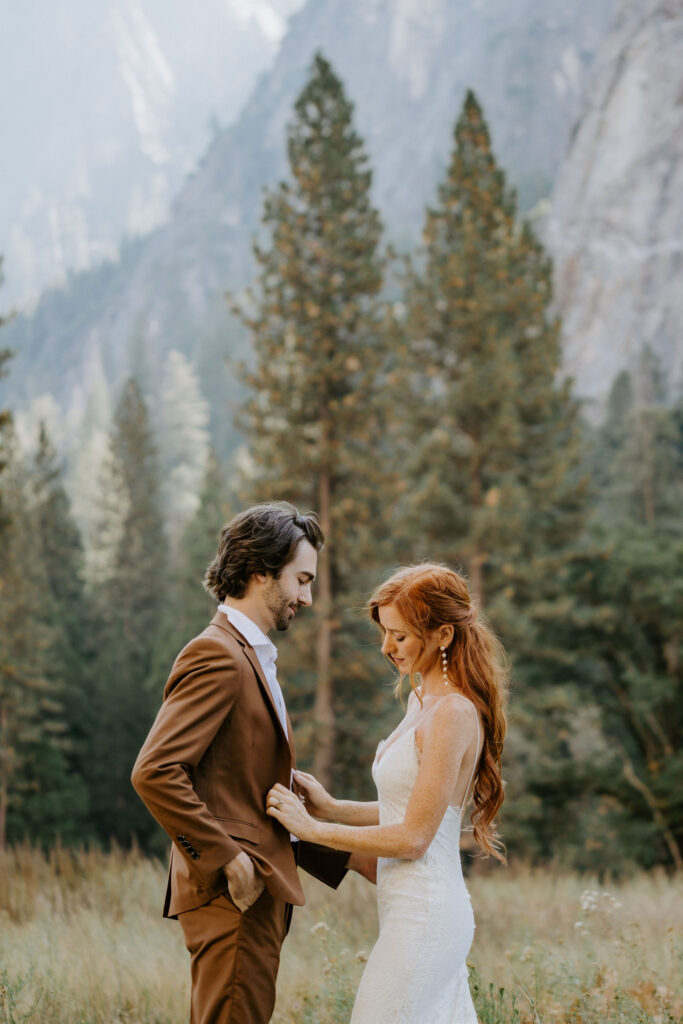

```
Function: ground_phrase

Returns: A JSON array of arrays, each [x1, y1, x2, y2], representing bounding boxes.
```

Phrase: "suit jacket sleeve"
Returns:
[[297, 839, 349, 889], [131, 635, 243, 879]]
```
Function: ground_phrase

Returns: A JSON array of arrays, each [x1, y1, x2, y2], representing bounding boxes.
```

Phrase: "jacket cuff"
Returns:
[[296, 839, 350, 889], [173, 831, 243, 879]]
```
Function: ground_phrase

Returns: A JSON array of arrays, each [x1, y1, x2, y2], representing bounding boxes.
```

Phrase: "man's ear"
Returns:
[[253, 573, 268, 584]]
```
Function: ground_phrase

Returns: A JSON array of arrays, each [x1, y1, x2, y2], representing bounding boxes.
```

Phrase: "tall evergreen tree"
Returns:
[[87, 377, 168, 846], [396, 92, 588, 859], [231, 53, 396, 788], [21, 424, 91, 844], [593, 349, 682, 531], [401, 90, 585, 626], [0, 434, 73, 849]]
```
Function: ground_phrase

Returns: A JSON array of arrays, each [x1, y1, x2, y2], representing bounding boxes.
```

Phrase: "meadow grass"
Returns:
[[0, 844, 680, 1023]]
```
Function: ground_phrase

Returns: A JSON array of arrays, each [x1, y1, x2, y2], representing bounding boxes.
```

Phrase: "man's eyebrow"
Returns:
[[299, 571, 316, 581]]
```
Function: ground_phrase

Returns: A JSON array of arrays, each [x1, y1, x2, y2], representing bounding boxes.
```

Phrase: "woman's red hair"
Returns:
[[368, 562, 508, 862]]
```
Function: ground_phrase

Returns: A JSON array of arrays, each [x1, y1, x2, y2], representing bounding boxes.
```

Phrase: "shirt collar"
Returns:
[[218, 604, 277, 657]]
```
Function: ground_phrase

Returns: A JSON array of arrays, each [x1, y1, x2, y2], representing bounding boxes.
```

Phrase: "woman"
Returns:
[[267, 562, 508, 1023]]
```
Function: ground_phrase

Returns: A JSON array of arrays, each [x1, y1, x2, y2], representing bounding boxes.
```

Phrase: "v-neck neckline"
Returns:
[[376, 724, 418, 768]]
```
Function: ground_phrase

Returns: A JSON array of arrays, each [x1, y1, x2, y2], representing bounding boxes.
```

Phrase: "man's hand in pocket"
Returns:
[[224, 851, 265, 912]]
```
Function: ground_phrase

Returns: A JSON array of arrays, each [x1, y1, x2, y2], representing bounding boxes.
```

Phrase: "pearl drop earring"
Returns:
[[440, 645, 449, 686]]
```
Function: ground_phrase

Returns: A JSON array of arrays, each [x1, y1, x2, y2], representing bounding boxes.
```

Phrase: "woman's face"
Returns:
[[378, 604, 433, 676]]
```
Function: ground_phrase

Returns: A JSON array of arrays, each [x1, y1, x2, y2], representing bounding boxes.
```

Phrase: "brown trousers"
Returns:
[[178, 889, 288, 1024]]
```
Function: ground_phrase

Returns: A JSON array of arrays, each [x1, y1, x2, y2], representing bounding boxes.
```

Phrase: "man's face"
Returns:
[[262, 539, 318, 631]]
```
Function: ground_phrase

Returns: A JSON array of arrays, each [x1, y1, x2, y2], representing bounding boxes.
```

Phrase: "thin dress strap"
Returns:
[[458, 697, 481, 813]]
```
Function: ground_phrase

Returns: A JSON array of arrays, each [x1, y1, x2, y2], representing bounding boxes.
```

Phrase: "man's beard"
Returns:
[[265, 578, 297, 631]]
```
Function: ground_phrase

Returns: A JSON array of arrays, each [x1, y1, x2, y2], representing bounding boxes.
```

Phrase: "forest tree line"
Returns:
[[0, 54, 681, 871]]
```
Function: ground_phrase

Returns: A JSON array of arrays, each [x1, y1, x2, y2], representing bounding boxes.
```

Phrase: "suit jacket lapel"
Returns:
[[211, 612, 294, 758]]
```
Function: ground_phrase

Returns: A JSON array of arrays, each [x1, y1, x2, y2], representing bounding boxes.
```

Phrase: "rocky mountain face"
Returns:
[[545, 0, 683, 415], [1, 0, 617, 453], [0, 0, 305, 310]]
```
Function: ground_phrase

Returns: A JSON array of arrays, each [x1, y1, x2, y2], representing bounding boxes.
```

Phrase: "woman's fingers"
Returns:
[[267, 787, 297, 810]]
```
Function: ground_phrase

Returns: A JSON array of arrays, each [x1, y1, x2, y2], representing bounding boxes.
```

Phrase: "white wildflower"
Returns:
[[310, 921, 330, 937]]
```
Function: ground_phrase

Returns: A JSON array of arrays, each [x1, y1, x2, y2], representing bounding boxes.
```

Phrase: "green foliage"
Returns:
[[171, 449, 231, 642], [7, 425, 91, 848], [0, 425, 88, 849], [401, 90, 585, 612], [152, 450, 234, 688], [86, 377, 169, 847], [468, 967, 522, 1024], [553, 363, 683, 870]]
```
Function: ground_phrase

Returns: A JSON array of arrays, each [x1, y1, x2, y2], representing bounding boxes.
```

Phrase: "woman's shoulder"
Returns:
[[428, 691, 480, 736]]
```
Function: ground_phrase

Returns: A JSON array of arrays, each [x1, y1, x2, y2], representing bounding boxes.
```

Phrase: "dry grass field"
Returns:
[[0, 845, 680, 1024]]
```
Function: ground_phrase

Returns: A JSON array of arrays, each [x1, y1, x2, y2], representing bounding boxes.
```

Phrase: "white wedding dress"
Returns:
[[351, 697, 481, 1024]]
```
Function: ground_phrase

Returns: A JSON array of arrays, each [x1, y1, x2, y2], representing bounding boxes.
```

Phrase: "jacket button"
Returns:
[[177, 835, 185, 841]]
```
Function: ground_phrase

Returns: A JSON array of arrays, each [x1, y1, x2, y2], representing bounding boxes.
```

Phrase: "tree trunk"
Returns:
[[313, 458, 335, 789]]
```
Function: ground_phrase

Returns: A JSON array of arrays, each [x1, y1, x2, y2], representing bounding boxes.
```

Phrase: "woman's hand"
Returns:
[[292, 769, 336, 821], [266, 783, 321, 841]]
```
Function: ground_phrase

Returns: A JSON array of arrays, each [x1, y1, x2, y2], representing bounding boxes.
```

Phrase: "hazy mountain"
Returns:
[[0, 0, 305, 310], [1, 0, 616, 455], [545, 0, 683, 416]]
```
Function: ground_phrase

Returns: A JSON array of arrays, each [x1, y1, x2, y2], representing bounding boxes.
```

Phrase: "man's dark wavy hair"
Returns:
[[203, 501, 324, 601]]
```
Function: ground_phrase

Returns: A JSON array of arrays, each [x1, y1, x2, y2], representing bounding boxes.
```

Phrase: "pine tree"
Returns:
[[594, 348, 682, 531], [401, 90, 585, 626], [87, 377, 168, 846], [394, 93, 589, 860], [21, 424, 91, 844], [0, 434, 70, 849], [231, 53, 397, 788]]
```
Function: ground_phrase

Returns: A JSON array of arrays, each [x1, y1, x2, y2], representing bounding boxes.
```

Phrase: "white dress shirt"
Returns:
[[218, 603, 298, 842], [217, 604, 289, 738]]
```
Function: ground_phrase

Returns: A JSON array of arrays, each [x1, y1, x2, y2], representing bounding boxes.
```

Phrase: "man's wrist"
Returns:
[[224, 851, 241, 873]]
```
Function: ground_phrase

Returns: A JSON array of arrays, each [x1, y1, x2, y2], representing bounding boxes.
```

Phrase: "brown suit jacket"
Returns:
[[132, 610, 348, 918]]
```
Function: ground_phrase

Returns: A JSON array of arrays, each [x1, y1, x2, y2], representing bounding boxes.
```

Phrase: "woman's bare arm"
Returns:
[[293, 770, 379, 825], [269, 696, 477, 859]]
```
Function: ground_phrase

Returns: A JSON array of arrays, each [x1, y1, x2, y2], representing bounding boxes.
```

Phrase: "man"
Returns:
[[132, 501, 372, 1023]]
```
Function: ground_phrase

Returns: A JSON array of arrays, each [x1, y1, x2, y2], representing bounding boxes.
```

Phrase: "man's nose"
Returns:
[[299, 585, 312, 606]]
